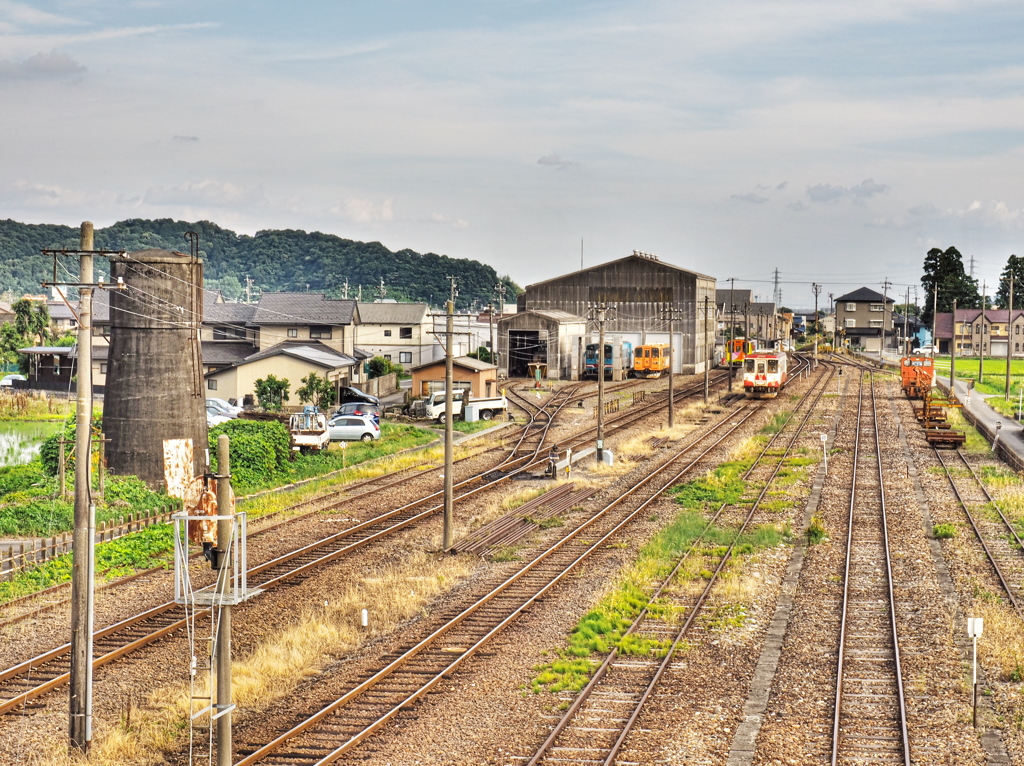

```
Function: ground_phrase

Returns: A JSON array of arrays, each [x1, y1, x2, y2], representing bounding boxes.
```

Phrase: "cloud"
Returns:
[[870, 200, 1024, 231], [806, 178, 889, 203], [143, 180, 266, 207], [731, 193, 769, 204], [788, 201, 809, 211], [172, 135, 199, 143], [0, 50, 85, 79], [0, 179, 92, 207], [0, 1, 86, 29], [430, 213, 469, 230], [537, 154, 579, 169], [330, 196, 395, 224]]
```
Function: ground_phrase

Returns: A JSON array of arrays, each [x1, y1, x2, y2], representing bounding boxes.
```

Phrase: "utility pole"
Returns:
[[773, 267, 781, 306], [951, 299, 957, 387], [980, 283, 987, 384], [728, 278, 735, 393], [443, 278, 457, 549], [665, 305, 676, 428], [931, 284, 939, 363], [812, 283, 821, 369], [215, 434, 233, 766], [342, 279, 349, 300], [494, 281, 507, 374], [596, 303, 607, 462], [376, 278, 387, 302], [488, 302, 495, 367], [881, 278, 892, 355], [704, 295, 710, 404], [904, 287, 910, 355], [69, 221, 95, 754], [1007, 274, 1015, 401]]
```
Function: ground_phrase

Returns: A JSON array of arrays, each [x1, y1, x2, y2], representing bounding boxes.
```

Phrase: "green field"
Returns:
[[931, 356, 1024, 418]]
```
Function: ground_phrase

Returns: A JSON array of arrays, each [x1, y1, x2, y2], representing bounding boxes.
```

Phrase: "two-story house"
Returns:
[[835, 287, 894, 352], [202, 292, 365, 405], [935, 308, 1024, 357], [354, 302, 431, 368]]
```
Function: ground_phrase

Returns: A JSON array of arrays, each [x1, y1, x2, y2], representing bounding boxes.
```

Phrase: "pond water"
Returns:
[[0, 421, 62, 467]]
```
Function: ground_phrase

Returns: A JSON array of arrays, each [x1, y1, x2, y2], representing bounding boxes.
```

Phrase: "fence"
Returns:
[[0, 501, 180, 583]]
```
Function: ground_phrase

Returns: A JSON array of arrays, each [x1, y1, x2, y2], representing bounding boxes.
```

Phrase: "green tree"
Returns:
[[254, 374, 290, 411], [0, 323, 27, 365], [921, 246, 979, 326], [470, 345, 492, 363], [13, 299, 50, 344], [367, 356, 404, 378], [296, 372, 336, 409], [996, 254, 1024, 309]]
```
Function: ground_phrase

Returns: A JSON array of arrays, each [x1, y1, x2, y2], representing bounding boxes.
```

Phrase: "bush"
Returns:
[[209, 419, 291, 491], [933, 523, 957, 539], [807, 514, 827, 544]]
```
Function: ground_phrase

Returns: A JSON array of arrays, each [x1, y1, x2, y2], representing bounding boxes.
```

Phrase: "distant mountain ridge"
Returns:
[[0, 218, 519, 308]]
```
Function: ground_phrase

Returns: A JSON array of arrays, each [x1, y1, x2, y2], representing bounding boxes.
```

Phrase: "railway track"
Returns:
[[831, 372, 910, 766], [933, 447, 1024, 612], [520, 360, 834, 765], [229, 395, 775, 765], [0, 371, 734, 718]]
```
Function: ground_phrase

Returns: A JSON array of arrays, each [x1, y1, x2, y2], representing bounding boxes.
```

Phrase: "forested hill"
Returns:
[[0, 218, 519, 308]]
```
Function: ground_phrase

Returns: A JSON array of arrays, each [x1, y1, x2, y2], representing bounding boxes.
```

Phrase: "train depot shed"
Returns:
[[503, 252, 716, 378], [497, 310, 587, 379]]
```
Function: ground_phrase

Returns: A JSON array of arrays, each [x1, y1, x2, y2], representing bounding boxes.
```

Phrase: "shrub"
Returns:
[[933, 523, 957, 539], [807, 514, 827, 544], [209, 419, 291, 491]]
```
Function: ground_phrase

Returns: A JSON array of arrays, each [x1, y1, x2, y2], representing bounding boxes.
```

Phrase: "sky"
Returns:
[[2, 0, 1024, 309]]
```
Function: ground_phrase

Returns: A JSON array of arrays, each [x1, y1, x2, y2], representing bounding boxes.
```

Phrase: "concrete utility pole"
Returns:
[[665, 305, 676, 428], [443, 279, 456, 549], [812, 283, 821, 369], [596, 303, 607, 462], [1007, 274, 1015, 401], [728, 278, 735, 393], [904, 287, 911, 355], [951, 299, 958, 387], [215, 434, 233, 766], [494, 281, 507, 373], [931, 284, 939, 362], [980, 283, 987, 385], [488, 303, 495, 367], [703, 295, 710, 404], [69, 221, 95, 754]]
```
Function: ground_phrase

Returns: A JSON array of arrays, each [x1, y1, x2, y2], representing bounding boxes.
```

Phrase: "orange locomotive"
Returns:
[[719, 338, 756, 368], [633, 344, 671, 378]]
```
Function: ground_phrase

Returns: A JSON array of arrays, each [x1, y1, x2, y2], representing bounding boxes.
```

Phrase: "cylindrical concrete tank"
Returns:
[[104, 249, 207, 488]]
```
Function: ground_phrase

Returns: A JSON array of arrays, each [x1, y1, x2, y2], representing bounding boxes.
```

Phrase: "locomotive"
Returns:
[[633, 344, 671, 378], [584, 341, 634, 379], [742, 351, 788, 398]]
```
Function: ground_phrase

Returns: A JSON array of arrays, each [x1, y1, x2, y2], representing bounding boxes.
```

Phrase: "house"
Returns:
[[410, 356, 499, 399], [354, 302, 431, 368], [716, 289, 780, 344], [934, 309, 1024, 357], [835, 287, 895, 352]]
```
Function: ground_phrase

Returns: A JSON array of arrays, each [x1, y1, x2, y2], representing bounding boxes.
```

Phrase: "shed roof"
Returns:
[[525, 253, 714, 291], [241, 341, 357, 368], [411, 355, 497, 373]]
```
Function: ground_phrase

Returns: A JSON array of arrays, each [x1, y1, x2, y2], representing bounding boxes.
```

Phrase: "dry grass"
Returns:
[[974, 602, 1024, 682], [30, 553, 478, 766]]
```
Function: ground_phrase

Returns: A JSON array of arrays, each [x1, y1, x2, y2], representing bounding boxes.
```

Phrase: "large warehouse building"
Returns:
[[498, 252, 716, 378]]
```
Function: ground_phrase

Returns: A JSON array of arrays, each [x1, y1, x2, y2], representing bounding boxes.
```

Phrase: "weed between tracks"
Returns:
[[529, 508, 787, 694], [28, 552, 477, 766]]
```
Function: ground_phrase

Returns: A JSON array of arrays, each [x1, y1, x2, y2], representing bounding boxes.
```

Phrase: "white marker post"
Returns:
[[993, 421, 1002, 454], [821, 433, 828, 475], [968, 617, 984, 728]]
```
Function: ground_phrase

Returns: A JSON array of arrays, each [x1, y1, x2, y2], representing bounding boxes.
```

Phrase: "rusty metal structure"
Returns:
[[103, 248, 206, 487]]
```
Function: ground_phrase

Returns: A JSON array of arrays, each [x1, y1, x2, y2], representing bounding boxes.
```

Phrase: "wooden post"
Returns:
[[59, 438, 66, 500], [98, 432, 105, 500]]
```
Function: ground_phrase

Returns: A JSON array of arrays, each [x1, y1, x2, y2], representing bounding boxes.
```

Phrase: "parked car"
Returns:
[[333, 402, 382, 422], [206, 398, 242, 418], [912, 345, 938, 355], [207, 406, 232, 428], [0, 374, 26, 388], [337, 386, 379, 406], [328, 414, 381, 442]]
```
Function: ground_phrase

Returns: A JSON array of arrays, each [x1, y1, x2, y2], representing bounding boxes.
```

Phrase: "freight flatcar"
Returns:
[[743, 351, 788, 398], [900, 356, 935, 399], [584, 341, 634, 379], [633, 344, 671, 378]]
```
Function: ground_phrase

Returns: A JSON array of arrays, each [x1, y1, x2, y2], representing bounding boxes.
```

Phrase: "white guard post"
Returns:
[[968, 617, 984, 728]]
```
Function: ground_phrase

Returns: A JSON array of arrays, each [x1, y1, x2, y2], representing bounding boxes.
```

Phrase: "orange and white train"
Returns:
[[742, 351, 789, 399]]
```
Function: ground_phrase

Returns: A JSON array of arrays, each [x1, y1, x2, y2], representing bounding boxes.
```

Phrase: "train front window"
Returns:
[[744, 359, 755, 372], [768, 360, 778, 373], [651, 348, 659, 358], [757, 362, 766, 374]]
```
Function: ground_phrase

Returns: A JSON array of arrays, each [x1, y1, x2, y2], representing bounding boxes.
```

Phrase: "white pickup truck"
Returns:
[[411, 390, 508, 424]]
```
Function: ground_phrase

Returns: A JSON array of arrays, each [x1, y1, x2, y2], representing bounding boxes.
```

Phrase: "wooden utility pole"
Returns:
[[812, 283, 821, 369], [951, 299, 957, 387], [1007, 274, 1014, 401], [728, 278, 735, 393], [494, 281, 507, 374], [215, 434, 233, 766], [488, 302, 495, 367], [69, 221, 95, 753], [443, 279, 456, 549]]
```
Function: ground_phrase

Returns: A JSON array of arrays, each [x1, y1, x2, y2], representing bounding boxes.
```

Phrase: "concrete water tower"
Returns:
[[103, 249, 207, 488]]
